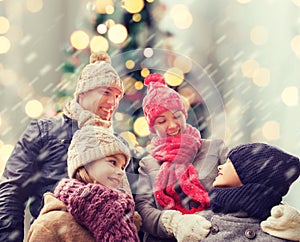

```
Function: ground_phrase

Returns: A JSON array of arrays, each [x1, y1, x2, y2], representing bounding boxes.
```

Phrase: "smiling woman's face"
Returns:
[[152, 110, 186, 137]]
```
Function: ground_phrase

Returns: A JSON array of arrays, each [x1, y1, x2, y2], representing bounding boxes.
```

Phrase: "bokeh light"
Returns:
[[135, 81, 144, 90], [105, 19, 115, 28], [143, 48, 154, 58], [281, 86, 298, 107], [292, 0, 300, 6], [107, 24, 128, 44], [290, 35, 300, 58], [250, 26, 268, 45], [237, 0, 252, 4], [95, 0, 114, 14], [123, 0, 144, 14], [170, 4, 193, 29], [262, 120, 280, 140], [70, 30, 90, 50], [25, 100, 44, 119], [125, 59, 135, 69], [164, 67, 184, 86], [0, 17, 10, 34], [25, 0, 43, 13], [132, 13, 142, 22], [241, 59, 259, 78], [133, 116, 150, 137], [96, 24, 107, 34], [141, 68, 150, 78], [90, 35, 109, 52], [0, 68, 17, 86], [6, 25, 23, 43], [0, 36, 11, 54], [119, 131, 138, 148], [252, 67, 270, 87]]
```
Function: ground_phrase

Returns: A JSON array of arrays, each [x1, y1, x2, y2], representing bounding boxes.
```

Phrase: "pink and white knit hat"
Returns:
[[74, 52, 124, 99], [142, 73, 187, 133], [67, 125, 130, 178]]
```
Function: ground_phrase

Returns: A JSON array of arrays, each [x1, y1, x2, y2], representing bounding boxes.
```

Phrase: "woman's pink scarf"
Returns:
[[152, 124, 210, 214]]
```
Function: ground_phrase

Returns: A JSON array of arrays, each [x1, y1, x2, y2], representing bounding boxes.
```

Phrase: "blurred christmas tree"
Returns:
[[54, 0, 210, 161]]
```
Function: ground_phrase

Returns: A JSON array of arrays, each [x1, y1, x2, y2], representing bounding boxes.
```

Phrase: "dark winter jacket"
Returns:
[[0, 114, 134, 242], [0, 115, 77, 242]]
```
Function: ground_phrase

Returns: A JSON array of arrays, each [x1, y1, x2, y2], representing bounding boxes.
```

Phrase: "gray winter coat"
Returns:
[[135, 139, 228, 242], [199, 210, 293, 242]]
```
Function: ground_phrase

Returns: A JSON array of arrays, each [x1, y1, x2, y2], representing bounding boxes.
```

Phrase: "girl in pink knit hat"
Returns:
[[135, 73, 300, 242], [27, 125, 140, 242]]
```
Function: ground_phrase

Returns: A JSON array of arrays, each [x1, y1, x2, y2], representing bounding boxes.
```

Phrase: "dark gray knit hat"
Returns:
[[228, 143, 300, 197]]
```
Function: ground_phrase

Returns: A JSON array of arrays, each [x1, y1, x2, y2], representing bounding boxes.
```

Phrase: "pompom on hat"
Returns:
[[74, 52, 124, 100], [228, 143, 300, 197], [142, 73, 187, 133], [67, 125, 131, 178]]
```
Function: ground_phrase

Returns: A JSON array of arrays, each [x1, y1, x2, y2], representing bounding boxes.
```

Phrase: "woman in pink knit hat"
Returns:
[[27, 125, 140, 242], [135, 73, 300, 242], [135, 73, 228, 242]]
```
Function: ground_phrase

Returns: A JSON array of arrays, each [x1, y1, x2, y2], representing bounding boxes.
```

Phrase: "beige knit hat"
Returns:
[[67, 125, 131, 178], [74, 52, 124, 99]]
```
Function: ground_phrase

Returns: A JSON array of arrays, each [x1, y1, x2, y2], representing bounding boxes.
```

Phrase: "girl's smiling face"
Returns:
[[85, 154, 126, 189], [213, 158, 243, 188]]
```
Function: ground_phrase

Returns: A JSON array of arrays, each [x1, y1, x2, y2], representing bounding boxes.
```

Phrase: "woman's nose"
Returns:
[[168, 120, 177, 128]]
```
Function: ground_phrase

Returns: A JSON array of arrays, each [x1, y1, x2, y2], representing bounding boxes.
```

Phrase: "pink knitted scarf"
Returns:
[[54, 179, 139, 242], [152, 124, 210, 214]]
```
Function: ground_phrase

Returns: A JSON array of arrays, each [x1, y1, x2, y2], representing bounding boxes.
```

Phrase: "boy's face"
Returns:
[[78, 86, 122, 121], [152, 110, 186, 137], [213, 158, 243, 188], [85, 154, 126, 189]]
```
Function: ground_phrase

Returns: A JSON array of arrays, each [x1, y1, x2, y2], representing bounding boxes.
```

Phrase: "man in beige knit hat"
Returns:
[[64, 52, 124, 128], [0, 52, 131, 242]]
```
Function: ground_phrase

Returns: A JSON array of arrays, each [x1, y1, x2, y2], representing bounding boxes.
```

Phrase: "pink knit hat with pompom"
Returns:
[[142, 73, 187, 133]]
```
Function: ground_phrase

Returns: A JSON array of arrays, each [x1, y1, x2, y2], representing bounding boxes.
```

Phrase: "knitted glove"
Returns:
[[161, 210, 211, 242], [261, 203, 300, 241]]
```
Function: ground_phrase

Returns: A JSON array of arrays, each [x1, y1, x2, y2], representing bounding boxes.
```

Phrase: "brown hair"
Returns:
[[73, 166, 96, 184]]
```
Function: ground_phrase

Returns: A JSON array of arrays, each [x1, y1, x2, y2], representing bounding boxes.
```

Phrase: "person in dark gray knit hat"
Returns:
[[197, 142, 300, 242]]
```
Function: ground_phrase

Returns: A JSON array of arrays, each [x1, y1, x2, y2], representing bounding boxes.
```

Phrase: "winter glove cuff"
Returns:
[[161, 210, 182, 236]]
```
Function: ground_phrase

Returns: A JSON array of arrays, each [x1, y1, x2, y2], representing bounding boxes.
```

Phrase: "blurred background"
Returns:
[[0, 0, 299, 230]]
